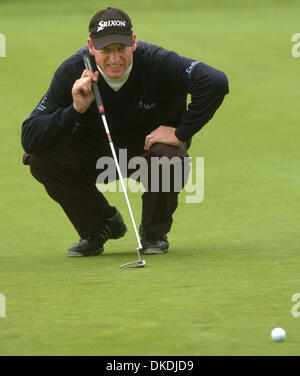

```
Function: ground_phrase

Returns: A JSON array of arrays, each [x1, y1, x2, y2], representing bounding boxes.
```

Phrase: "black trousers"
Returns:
[[26, 137, 190, 239]]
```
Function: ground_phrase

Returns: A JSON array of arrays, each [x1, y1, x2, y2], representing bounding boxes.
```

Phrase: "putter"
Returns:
[[83, 54, 146, 269]]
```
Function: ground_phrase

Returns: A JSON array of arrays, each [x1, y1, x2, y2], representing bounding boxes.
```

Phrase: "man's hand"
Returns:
[[144, 125, 182, 150], [72, 69, 99, 114]]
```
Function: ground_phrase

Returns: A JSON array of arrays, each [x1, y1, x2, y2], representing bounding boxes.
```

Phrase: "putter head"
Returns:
[[137, 259, 147, 267], [120, 259, 147, 269]]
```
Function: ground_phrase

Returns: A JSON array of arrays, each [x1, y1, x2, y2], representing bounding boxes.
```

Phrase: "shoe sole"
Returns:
[[141, 248, 169, 255], [68, 249, 103, 257], [141, 243, 169, 255]]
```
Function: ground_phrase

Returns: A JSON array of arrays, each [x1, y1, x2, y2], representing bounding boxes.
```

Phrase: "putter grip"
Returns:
[[83, 54, 104, 110]]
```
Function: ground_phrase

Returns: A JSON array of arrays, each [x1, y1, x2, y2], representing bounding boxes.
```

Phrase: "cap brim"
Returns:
[[92, 34, 133, 50]]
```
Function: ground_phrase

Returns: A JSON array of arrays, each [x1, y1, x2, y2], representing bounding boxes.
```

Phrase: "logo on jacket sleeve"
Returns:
[[186, 61, 200, 78], [37, 96, 48, 111]]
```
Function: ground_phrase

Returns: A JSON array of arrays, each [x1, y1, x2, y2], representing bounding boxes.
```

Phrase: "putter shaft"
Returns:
[[83, 54, 145, 268]]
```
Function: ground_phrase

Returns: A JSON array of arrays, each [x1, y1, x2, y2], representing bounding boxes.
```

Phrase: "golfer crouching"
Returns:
[[21, 7, 229, 257]]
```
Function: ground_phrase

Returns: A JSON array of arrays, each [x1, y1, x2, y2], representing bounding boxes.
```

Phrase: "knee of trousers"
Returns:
[[146, 142, 189, 160], [146, 143, 191, 179], [145, 144, 191, 192]]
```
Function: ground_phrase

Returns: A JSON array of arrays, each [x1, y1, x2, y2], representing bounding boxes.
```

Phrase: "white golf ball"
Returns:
[[271, 328, 286, 342]]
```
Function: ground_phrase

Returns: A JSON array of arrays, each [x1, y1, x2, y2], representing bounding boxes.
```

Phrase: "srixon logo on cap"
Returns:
[[97, 20, 126, 32]]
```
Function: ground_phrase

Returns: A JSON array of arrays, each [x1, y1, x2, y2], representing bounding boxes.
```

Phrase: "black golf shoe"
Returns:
[[139, 225, 169, 255], [68, 207, 127, 257], [68, 237, 104, 257]]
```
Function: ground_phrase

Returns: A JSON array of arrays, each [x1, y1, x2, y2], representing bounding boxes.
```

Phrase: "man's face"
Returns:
[[88, 35, 137, 78]]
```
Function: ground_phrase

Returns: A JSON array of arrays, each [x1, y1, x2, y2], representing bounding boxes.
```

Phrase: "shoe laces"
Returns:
[[98, 225, 112, 242]]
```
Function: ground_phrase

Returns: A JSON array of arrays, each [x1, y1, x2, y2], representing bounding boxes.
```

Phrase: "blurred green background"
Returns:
[[0, 0, 299, 356]]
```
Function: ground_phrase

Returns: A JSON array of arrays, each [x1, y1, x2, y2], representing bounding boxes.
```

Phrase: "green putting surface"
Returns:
[[0, 0, 299, 356]]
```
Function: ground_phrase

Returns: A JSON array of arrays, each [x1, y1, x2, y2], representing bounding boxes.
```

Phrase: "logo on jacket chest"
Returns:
[[138, 100, 156, 110]]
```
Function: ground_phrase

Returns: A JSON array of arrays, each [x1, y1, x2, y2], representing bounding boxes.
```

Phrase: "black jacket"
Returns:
[[21, 41, 229, 154]]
